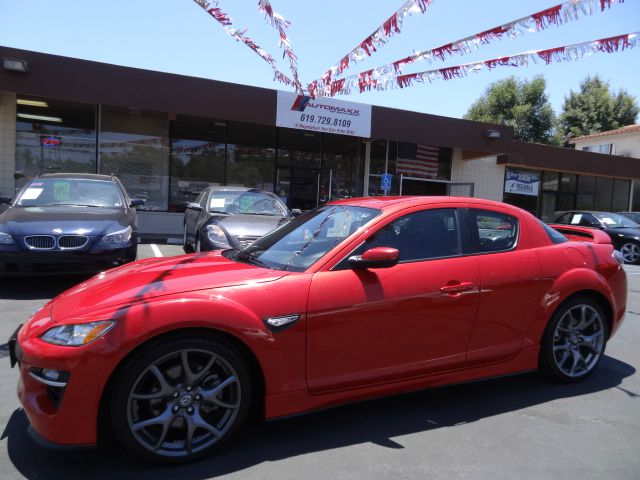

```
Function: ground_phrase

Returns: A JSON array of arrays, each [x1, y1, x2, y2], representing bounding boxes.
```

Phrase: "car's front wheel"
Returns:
[[183, 225, 193, 254], [110, 336, 251, 463], [620, 241, 640, 264], [539, 296, 608, 382]]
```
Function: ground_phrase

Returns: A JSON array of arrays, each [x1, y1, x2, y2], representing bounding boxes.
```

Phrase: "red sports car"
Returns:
[[10, 197, 627, 462]]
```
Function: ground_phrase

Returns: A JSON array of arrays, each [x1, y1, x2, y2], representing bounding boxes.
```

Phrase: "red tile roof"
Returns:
[[571, 124, 640, 142]]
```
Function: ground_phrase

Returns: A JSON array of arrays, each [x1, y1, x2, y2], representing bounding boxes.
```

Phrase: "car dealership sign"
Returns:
[[504, 169, 540, 196], [276, 91, 371, 138]]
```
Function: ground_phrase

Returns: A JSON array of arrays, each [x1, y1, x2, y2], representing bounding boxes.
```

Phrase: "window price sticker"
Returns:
[[276, 91, 371, 138]]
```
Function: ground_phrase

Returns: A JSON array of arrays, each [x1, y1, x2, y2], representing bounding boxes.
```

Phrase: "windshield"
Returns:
[[208, 190, 288, 217], [234, 205, 380, 272], [594, 212, 639, 229], [15, 178, 124, 208]]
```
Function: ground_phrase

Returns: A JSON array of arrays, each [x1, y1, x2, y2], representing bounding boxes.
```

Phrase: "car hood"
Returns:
[[210, 214, 290, 237], [0, 206, 128, 236], [51, 251, 287, 322], [607, 227, 640, 240]]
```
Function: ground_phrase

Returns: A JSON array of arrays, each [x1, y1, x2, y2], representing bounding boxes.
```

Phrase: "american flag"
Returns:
[[396, 142, 440, 179]]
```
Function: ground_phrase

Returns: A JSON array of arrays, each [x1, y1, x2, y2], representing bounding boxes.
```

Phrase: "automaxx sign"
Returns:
[[276, 91, 372, 138]]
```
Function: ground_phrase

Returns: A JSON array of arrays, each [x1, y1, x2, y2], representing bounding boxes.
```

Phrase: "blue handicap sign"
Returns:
[[381, 173, 392, 191]]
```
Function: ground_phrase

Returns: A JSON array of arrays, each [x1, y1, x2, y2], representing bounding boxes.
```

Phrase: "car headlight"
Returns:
[[206, 224, 229, 245], [98, 226, 132, 246], [0, 231, 15, 245], [41, 320, 116, 346]]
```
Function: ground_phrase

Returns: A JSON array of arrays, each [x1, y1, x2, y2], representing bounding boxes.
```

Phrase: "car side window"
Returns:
[[471, 209, 518, 253], [555, 213, 571, 224], [570, 212, 599, 227], [343, 208, 461, 265]]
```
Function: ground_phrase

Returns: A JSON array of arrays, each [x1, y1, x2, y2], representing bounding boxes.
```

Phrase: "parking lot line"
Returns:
[[150, 244, 163, 257]]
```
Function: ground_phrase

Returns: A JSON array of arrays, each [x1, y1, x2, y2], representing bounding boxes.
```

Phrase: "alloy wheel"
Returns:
[[126, 348, 242, 458], [552, 304, 605, 378], [620, 242, 640, 264]]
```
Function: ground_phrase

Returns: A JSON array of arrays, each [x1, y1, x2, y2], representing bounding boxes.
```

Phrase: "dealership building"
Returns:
[[1, 46, 638, 238]]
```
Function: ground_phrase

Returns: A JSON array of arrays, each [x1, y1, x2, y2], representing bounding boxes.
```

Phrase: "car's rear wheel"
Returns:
[[620, 241, 640, 264], [539, 296, 608, 382], [110, 337, 251, 463]]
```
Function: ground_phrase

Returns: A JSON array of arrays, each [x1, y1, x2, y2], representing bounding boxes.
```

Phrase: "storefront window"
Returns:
[[594, 177, 614, 211], [576, 175, 595, 210], [542, 171, 559, 191], [540, 192, 557, 222], [226, 122, 276, 191], [556, 193, 575, 212], [321, 134, 363, 203], [559, 173, 577, 193], [170, 116, 226, 212], [612, 179, 631, 211], [99, 106, 170, 211], [15, 96, 96, 190], [503, 168, 541, 216]]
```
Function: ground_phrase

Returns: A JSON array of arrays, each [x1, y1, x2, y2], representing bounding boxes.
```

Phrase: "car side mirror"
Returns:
[[186, 202, 203, 211], [0, 196, 11, 205], [130, 198, 145, 208], [349, 247, 399, 269], [291, 208, 302, 217]]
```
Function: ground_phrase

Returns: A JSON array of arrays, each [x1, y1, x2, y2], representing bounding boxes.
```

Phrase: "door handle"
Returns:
[[440, 282, 474, 294]]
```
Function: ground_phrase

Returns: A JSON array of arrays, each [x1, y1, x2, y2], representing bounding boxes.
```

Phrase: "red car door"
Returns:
[[306, 207, 481, 392], [465, 208, 544, 364]]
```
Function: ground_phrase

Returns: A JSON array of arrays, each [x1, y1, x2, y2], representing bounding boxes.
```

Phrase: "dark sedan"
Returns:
[[553, 210, 640, 264], [183, 187, 293, 252], [0, 173, 142, 276]]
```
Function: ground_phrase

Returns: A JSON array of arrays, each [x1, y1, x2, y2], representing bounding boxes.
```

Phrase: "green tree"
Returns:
[[560, 75, 639, 138], [464, 76, 559, 145]]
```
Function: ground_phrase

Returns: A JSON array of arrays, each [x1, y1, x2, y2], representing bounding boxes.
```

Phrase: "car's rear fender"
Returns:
[[524, 266, 618, 347]]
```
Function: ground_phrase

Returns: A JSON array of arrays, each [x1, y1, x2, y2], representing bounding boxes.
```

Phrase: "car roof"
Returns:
[[37, 173, 116, 181], [328, 196, 519, 212], [560, 211, 619, 216]]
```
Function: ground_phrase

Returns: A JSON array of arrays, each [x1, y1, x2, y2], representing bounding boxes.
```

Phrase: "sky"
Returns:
[[1, 0, 639, 120]]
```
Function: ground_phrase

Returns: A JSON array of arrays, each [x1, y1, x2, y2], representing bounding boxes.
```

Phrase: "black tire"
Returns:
[[539, 296, 608, 383], [182, 225, 193, 254], [110, 336, 251, 463], [620, 241, 640, 265]]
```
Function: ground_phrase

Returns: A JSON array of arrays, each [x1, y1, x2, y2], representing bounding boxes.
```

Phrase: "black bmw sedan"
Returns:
[[553, 210, 640, 264], [0, 173, 143, 276], [183, 187, 294, 252]]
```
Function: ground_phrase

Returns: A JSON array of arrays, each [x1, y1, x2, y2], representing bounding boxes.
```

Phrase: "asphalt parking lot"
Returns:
[[0, 244, 638, 480]]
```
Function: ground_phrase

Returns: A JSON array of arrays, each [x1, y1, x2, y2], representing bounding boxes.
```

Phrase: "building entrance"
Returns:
[[276, 167, 320, 211]]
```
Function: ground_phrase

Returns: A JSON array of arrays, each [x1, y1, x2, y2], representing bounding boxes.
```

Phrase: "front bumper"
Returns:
[[12, 323, 119, 447], [0, 246, 136, 276]]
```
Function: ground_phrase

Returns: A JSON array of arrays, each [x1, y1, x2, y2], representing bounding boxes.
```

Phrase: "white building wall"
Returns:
[[573, 132, 640, 158], [0, 91, 16, 197], [450, 149, 505, 202]]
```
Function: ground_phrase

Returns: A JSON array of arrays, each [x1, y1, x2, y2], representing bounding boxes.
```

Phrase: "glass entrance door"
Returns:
[[276, 167, 320, 211]]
